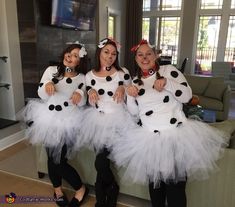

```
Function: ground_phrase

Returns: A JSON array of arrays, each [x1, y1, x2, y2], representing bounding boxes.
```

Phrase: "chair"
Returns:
[[159, 55, 172, 65], [211, 61, 235, 90], [211, 61, 233, 80], [179, 57, 189, 73]]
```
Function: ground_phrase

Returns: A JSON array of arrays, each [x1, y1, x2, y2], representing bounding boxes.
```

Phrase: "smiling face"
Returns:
[[99, 44, 117, 68], [135, 44, 157, 71], [63, 48, 80, 69]]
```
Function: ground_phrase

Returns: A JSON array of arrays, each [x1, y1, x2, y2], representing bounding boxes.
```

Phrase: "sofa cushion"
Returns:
[[198, 95, 223, 111], [186, 76, 209, 95], [204, 82, 227, 101]]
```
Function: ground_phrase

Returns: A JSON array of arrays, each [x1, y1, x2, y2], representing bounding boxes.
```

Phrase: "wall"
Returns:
[[0, 0, 24, 120], [98, 0, 126, 65], [178, 0, 198, 74]]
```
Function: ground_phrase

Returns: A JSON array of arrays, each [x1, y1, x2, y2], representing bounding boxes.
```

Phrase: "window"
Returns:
[[196, 16, 221, 73], [195, 0, 235, 74], [108, 15, 115, 38], [142, 18, 150, 40], [232, 0, 235, 8], [157, 17, 180, 63], [143, 0, 151, 11], [225, 16, 235, 61], [200, 0, 223, 9], [160, 0, 182, 10], [142, 0, 183, 65]]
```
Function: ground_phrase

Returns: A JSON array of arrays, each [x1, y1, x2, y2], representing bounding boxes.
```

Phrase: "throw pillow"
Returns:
[[204, 82, 227, 101]]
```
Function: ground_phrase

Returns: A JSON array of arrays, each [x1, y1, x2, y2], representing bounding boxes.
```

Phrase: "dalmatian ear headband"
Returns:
[[131, 39, 154, 52], [97, 37, 121, 51], [66, 40, 87, 58]]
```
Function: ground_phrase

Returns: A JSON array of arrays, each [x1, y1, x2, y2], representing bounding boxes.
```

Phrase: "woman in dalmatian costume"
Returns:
[[21, 43, 89, 207], [111, 40, 227, 207], [80, 38, 133, 207]]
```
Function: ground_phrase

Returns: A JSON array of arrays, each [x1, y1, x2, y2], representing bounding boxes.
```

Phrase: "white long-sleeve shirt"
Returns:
[[38, 66, 86, 107], [127, 65, 192, 131], [86, 68, 131, 113]]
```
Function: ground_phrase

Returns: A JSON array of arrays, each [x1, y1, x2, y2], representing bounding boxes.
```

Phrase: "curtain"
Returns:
[[125, 0, 143, 76]]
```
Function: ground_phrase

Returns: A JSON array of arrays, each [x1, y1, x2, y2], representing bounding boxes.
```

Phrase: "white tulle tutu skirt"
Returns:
[[111, 119, 227, 186], [20, 98, 84, 162], [78, 106, 136, 154]]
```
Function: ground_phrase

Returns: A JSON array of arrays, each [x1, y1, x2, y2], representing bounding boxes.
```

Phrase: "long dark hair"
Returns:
[[54, 44, 89, 78], [93, 38, 122, 72]]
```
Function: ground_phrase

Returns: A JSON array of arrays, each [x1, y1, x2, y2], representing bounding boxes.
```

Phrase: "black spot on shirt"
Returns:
[[175, 90, 182, 97], [39, 83, 43, 87], [86, 86, 92, 91], [66, 78, 72, 84], [181, 82, 188, 87], [133, 79, 140, 84], [55, 105, 62, 111], [135, 100, 138, 106], [171, 71, 179, 78], [119, 81, 124, 86], [106, 76, 112, 81], [107, 91, 113, 96], [177, 122, 183, 127], [27, 121, 34, 127], [91, 79, 96, 86], [154, 130, 159, 134], [78, 83, 84, 89], [170, 118, 177, 124], [163, 96, 169, 103], [137, 119, 142, 126], [124, 74, 130, 80], [52, 78, 59, 84], [64, 102, 69, 107], [49, 104, 55, 111], [138, 88, 145, 96], [145, 110, 153, 116], [98, 89, 105, 95]]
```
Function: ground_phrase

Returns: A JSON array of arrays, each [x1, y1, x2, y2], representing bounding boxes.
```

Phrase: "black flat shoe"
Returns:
[[68, 187, 89, 207], [54, 193, 69, 207]]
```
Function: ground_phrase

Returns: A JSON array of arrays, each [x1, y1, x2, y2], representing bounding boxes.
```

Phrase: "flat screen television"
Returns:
[[51, 0, 97, 31]]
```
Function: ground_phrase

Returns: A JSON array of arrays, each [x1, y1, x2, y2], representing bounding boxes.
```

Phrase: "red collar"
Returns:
[[141, 65, 159, 77]]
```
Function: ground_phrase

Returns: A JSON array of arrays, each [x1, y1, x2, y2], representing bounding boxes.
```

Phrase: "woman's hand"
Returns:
[[71, 92, 82, 105], [88, 89, 99, 105], [126, 85, 139, 97], [45, 82, 55, 96], [153, 78, 167, 92], [113, 86, 125, 103]]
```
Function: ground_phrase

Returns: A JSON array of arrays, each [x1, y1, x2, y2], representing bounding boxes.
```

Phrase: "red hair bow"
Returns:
[[131, 39, 149, 52]]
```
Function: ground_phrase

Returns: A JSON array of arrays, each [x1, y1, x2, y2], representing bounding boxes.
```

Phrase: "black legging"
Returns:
[[94, 148, 119, 207], [95, 148, 116, 185], [149, 180, 187, 207], [46, 145, 82, 190]]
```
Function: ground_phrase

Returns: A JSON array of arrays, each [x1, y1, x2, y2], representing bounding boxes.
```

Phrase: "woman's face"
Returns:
[[100, 44, 117, 68], [63, 48, 80, 69], [135, 44, 157, 71]]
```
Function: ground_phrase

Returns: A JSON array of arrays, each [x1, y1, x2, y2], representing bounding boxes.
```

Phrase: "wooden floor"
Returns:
[[0, 142, 128, 207]]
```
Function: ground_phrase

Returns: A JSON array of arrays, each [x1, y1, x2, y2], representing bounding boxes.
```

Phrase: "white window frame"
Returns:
[[142, 0, 184, 65], [192, 0, 235, 71]]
